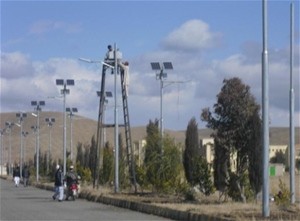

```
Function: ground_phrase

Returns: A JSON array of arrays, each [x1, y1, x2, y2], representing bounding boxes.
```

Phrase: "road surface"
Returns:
[[0, 179, 173, 221]]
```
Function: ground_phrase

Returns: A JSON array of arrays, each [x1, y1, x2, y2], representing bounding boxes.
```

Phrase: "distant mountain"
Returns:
[[0, 111, 298, 164]]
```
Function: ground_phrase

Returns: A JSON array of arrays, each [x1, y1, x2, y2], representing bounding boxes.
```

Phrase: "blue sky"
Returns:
[[1, 0, 299, 130]]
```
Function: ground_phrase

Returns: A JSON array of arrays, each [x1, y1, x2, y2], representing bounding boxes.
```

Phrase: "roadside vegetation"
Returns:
[[11, 77, 300, 220]]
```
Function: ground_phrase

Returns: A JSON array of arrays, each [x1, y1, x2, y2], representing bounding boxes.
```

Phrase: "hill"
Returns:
[[0, 111, 299, 164]]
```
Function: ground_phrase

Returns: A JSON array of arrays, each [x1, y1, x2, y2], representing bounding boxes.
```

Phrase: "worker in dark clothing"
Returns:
[[22, 165, 30, 187], [52, 165, 64, 202]]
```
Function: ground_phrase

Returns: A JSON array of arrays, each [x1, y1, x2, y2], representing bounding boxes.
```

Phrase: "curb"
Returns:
[[78, 189, 232, 221]]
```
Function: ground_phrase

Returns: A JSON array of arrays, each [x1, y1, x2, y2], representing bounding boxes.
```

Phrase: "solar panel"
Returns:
[[106, 91, 113, 97], [163, 62, 173, 70], [66, 79, 75, 85], [56, 79, 64, 85], [31, 101, 37, 106], [39, 101, 45, 106], [62, 89, 70, 94], [151, 62, 161, 70], [16, 112, 27, 118], [72, 108, 78, 112], [66, 107, 71, 112], [46, 118, 55, 122]]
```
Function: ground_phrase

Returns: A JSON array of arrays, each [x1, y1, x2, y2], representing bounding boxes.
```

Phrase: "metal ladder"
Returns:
[[95, 61, 137, 192], [120, 65, 137, 192]]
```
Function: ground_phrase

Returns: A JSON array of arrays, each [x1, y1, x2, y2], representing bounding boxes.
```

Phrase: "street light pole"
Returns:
[[0, 129, 4, 175], [31, 125, 38, 174], [113, 43, 120, 193], [16, 112, 27, 178], [31, 101, 45, 182], [5, 122, 14, 175], [79, 56, 114, 189], [66, 108, 78, 162], [289, 1, 295, 204], [56, 79, 75, 175], [97, 91, 113, 147], [150, 62, 173, 153], [262, 0, 270, 217], [22, 131, 29, 166], [45, 118, 55, 174]]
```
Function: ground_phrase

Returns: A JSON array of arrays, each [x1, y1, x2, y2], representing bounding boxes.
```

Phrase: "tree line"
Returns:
[[23, 77, 298, 203]]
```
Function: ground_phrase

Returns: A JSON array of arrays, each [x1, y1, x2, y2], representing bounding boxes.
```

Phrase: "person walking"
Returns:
[[13, 166, 20, 187], [52, 165, 64, 202], [22, 165, 30, 187]]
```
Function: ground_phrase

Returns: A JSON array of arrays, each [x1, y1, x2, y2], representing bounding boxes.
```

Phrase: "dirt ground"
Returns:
[[105, 191, 300, 221], [81, 173, 300, 221]]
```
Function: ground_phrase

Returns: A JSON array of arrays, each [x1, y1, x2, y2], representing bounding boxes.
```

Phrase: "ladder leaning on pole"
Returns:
[[119, 62, 137, 192], [95, 56, 137, 192]]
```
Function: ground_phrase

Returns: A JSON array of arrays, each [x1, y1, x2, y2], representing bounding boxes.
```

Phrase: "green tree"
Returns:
[[193, 155, 214, 196], [76, 142, 84, 166], [89, 136, 97, 184], [84, 144, 90, 168], [144, 119, 160, 164], [201, 77, 261, 202], [183, 117, 200, 184], [99, 142, 114, 184], [296, 158, 300, 171], [118, 133, 128, 187], [135, 164, 148, 192], [247, 111, 263, 196], [143, 119, 182, 193], [270, 150, 286, 164]]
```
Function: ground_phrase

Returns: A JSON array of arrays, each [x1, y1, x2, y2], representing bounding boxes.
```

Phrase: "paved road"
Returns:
[[0, 179, 173, 221]]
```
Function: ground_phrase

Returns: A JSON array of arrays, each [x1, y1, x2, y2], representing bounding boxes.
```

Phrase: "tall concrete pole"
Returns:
[[70, 114, 73, 161], [20, 120, 23, 178], [114, 43, 119, 193], [0, 131, 3, 175], [262, 0, 270, 217], [63, 87, 67, 176], [289, 1, 295, 204], [160, 72, 164, 153], [36, 110, 41, 182]]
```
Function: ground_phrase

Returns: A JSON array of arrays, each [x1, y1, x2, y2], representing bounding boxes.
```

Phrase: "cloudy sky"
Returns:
[[1, 0, 299, 130]]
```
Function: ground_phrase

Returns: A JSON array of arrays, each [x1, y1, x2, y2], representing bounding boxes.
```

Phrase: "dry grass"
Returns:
[[81, 187, 300, 221], [77, 174, 300, 221]]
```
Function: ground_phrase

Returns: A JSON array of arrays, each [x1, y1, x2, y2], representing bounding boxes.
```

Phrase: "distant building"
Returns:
[[269, 145, 287, 159], [200, 139, 292, 173], [0, 165, 7, 176], [200, 138, 214, 165], [133, 139, 146, 166], [131, 135, 298, 174]]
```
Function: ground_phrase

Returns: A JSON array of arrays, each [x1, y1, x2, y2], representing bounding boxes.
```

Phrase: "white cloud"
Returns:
[[162, 19, 222, 51], [29, 20, 82, 35], [1, 52, 34, 79], [1, 17, 299, 129]]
